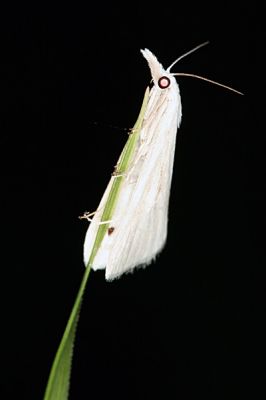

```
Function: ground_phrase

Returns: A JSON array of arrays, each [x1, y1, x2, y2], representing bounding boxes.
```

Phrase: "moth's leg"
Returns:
[[128, 127, 136, 135], [79, 210, 97, 221], [79, 208, 107, 221], [79, 211, 112, 225], [112, 167, 127, 177], [98, 220, 112, 225]]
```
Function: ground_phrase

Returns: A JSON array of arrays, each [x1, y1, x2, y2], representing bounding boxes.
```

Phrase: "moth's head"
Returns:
[[141, 45, 243, 96], [141, 48, 175, 90]]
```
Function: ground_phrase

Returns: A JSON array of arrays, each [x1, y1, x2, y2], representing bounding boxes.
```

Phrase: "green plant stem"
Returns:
[[43, 86, 150, 400], [43, 265, 91, 400]]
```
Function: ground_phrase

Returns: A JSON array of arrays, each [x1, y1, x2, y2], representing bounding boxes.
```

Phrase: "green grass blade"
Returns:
[[43, 87, 150, 400], [87, 87, 150, 263], [43, 266, 90, 400]]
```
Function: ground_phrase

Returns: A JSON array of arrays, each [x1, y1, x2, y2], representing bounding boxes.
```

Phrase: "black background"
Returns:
[[0, 1, 265, 399]]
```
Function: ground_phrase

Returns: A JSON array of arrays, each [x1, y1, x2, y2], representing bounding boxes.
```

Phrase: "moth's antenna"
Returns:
[[167, 41, 209, 72], [90, 121, 130, 132], [172, 72, 244, 95]]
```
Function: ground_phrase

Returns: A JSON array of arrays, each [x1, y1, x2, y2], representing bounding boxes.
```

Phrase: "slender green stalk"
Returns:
[[43, 87, 150, 400], [43, 266, 91, 400]]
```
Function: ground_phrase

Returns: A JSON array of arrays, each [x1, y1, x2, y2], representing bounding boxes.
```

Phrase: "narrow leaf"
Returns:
[[43, 87, 150, 400]]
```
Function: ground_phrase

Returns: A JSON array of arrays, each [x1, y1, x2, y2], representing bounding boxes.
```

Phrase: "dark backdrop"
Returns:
[[0, 2, 264, 399]]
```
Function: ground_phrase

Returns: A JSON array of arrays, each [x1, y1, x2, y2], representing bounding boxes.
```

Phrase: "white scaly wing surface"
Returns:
[[84, 49, 182, 280]]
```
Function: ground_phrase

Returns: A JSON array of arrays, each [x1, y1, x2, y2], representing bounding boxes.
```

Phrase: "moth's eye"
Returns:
[[158, 76, 171, 89]]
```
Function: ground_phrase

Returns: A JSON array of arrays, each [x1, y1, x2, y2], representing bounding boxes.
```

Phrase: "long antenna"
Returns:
[[172, 72, 243, 95], [167, 41, 210, 72]]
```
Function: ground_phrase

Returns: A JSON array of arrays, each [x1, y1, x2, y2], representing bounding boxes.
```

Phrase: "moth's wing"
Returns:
[[84, 89, 170, 271], [105, 89, 181, 280], [83, 176, 115, 269]]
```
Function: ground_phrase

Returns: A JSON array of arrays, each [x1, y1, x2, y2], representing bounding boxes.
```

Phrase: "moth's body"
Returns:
[[84, 49, 182, 280]]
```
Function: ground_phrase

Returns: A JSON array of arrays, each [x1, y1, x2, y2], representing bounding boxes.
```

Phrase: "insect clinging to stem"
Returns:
[[82, 42, 243, 281]]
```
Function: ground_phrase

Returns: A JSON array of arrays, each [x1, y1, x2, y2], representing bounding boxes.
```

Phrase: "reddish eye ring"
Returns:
[[158, 76, 171, 89]]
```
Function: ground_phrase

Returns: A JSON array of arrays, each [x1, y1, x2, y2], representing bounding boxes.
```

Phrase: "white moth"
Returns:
[[83, 48, 181, 281], [83, 45, 242, 280]]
